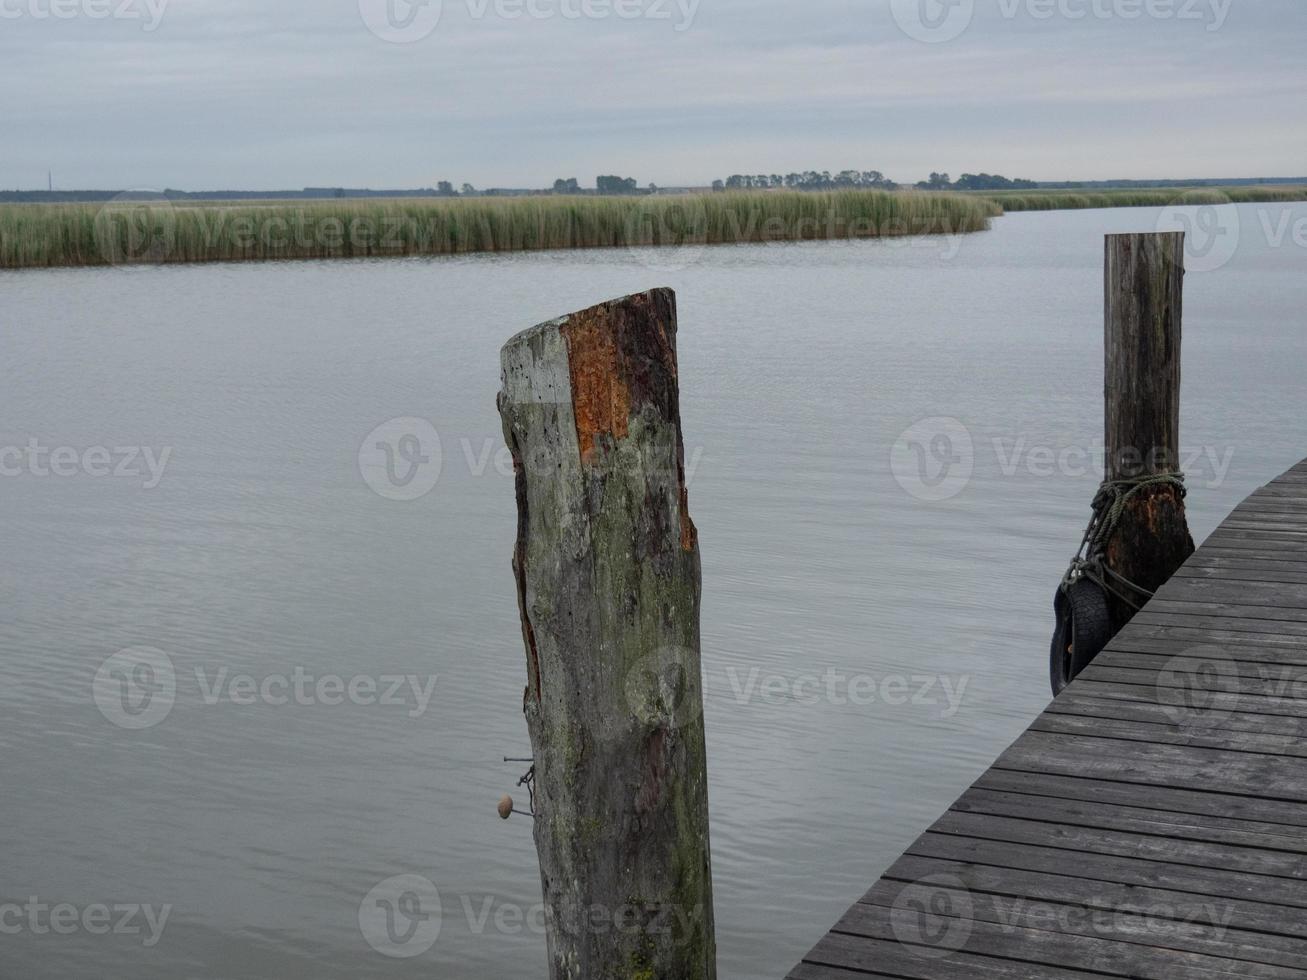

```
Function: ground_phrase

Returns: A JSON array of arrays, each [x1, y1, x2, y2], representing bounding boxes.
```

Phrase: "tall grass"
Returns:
[[7, 185, 1301, 270], [977, 185, 1307, 212], [0, 190, 999, 270]]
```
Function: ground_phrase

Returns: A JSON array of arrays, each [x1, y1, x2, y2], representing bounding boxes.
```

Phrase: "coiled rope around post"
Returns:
[[1066, 472, 1188, 610], [1051, 472, 1187, 695]]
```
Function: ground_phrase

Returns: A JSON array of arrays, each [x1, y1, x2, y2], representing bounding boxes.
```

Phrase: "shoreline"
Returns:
[[1, 185, 1303, 271]]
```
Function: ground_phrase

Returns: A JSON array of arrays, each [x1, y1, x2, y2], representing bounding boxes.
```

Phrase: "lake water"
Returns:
[[2, 204, 1305, 979]]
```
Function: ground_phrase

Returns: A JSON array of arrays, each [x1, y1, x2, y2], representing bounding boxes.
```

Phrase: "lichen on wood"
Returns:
[[498, 288, 716, 979]]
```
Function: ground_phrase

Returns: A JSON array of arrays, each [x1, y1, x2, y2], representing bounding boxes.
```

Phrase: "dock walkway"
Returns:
[[789, 459, 1307, 979]]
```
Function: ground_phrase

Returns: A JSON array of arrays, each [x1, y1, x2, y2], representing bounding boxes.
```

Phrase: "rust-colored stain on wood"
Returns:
[[561, 290, 696, 552], [636, 725, 669, 815], [1140, 488, 1168, 533], [562, 308, 632, 465], [678, 484, 697, 553]]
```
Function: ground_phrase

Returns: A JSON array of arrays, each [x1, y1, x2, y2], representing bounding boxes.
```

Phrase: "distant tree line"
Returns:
[[0, 186, 486, 203], [3, 169, 1056, 206], [712, 170, 898, 192], [704, 170, 1038, 193], [547, 176, 648, 195], [914, 172, 1038, 191]]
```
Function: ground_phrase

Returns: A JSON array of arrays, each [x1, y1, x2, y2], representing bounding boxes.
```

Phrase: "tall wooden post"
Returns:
[[498, 289, 716, 980], [1103, 232, 1195, 631]]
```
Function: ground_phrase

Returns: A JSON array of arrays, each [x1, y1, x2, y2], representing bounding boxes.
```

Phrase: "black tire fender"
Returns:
[[1050, 577, 1113, 696]]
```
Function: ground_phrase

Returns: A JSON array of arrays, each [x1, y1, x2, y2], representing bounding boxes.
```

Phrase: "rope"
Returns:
[[1062, 472, 1187, 610]]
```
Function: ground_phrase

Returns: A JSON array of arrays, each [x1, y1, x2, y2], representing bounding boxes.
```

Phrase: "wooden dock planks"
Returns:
[[788, 461, 1307, 979]]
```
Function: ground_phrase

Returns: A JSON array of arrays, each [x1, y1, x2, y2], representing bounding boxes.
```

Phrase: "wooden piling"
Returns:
[[1102, 232, 1195, 631], [498, 288, 716, 980]]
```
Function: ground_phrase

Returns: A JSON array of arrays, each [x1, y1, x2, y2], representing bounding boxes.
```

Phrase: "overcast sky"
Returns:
[[4, 0, 1304, 190]]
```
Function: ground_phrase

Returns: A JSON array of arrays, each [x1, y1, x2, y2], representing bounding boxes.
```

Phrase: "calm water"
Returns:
[[2, 205, 1305, 979]]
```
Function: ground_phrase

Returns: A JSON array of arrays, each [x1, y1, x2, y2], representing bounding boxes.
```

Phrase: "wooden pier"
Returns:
[[789, 459, 1307, 979]]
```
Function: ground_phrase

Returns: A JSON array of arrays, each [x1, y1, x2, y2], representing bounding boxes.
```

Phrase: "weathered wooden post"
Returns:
[[1052, 232, 1199, 692], [498, 288, 716, 979], [1102, 231, 1196, 630]]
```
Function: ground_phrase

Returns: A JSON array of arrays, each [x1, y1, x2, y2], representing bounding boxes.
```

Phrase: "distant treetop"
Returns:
[[713, 171, 898, 191], [916, 173, 1038, 191], [596, 175, 640, 194], [704, 169, 1038, 193]]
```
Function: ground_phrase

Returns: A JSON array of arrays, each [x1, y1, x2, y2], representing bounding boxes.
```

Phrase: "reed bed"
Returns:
[[0, 190, 999, 269], [980, 185, 1307, 212], [6, 185, 1302, 269]]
